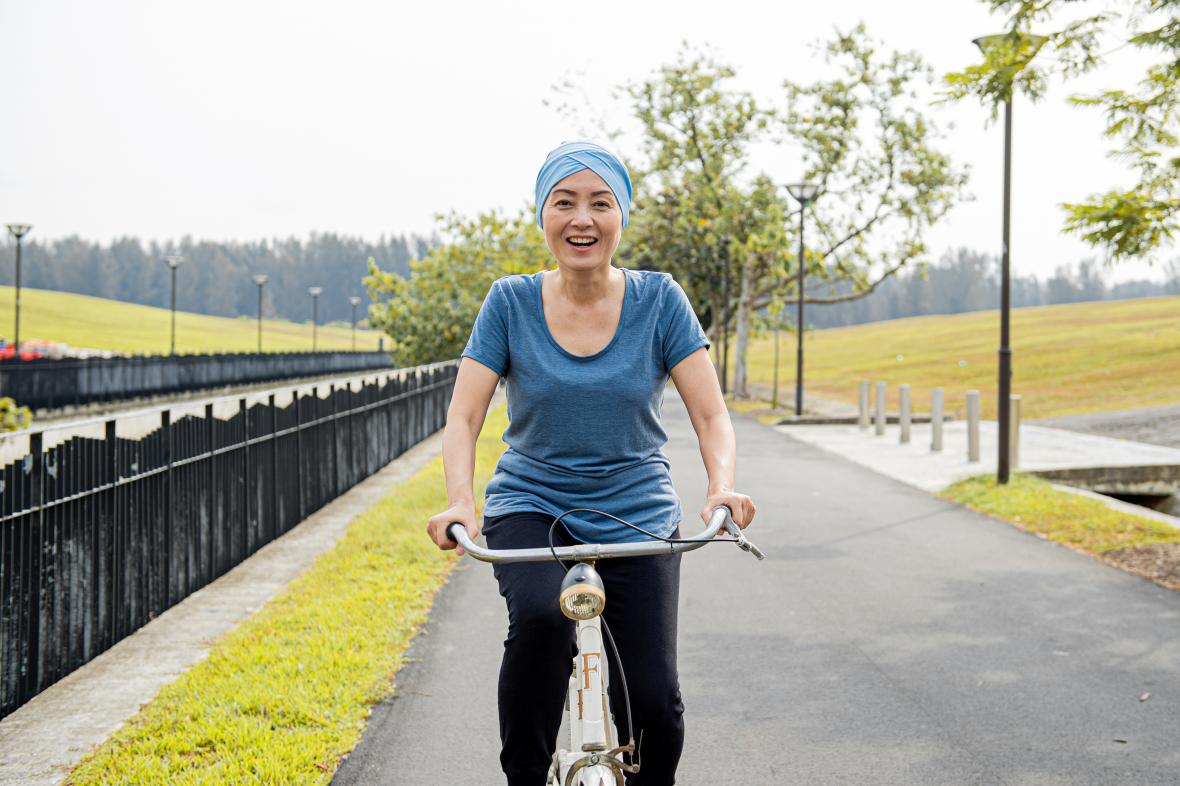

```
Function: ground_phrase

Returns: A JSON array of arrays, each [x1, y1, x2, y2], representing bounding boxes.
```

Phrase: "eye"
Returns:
[[553, 199, 572, 206], [594, 201, 612, 208]]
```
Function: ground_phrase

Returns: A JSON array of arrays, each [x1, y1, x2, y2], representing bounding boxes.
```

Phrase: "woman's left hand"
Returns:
[[701, 489, 756, 530]]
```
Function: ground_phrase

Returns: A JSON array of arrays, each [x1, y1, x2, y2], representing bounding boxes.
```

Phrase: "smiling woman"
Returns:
[[424, 139, 757, 786]]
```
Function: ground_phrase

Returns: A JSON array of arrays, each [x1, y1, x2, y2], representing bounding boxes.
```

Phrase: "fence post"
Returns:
[[966, 390, 981, 462], [329, 384, 339, 497], [295, 389, 305, 522], [1010, 394, 1022, 470], [161, 410, 172, 609], [857, 381, 869, 430], [874, 382, 886, 436], [269, 393, 278, 542], [26, 432, 44, 699], [898, 384, 911, 444], [240, 398, 249, 560], [931, 388, 944, 452], [204, 403, 215, 583]]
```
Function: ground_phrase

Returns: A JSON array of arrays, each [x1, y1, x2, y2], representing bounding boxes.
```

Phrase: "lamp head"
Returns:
[[253, 274, 268, 285], [308, 287, 322, 297], [5, 224, 32, 239], [785, 182, 820, 205], [164, 255, 185, 269], [348, 296, 361, 306], [973, 32, 1048, 57]]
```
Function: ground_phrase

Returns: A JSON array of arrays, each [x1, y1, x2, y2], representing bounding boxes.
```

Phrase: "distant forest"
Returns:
[[802, 248, 1180, 330], [0, 233, 434, 325], [0, 236, 1175, 331]]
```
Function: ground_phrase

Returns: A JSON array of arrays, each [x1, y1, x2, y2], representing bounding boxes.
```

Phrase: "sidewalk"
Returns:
[[778, 418, 1180, 492]]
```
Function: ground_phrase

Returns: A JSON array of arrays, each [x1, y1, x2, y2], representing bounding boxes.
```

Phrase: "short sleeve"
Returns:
[[462, 280, 510, 377], [660, 276, 710, 373]]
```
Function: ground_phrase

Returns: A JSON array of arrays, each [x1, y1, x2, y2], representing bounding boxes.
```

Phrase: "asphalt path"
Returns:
[[334, 390, 1180, 785]]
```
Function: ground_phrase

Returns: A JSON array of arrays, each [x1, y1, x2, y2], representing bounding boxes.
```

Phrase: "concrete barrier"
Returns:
[[858, 380, 870, 430], [899, 384, 911, 444], [967, 390, 981, 462], [931, 387, 944, 452], [874, 382, 886, 436]]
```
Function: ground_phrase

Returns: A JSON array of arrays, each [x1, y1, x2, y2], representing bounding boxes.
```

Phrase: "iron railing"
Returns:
[[0, 351, 397, 412], [0, 360, 457, 718]]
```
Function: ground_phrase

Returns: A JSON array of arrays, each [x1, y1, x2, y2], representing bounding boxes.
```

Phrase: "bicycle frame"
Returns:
[[448, 506, 758, 786]]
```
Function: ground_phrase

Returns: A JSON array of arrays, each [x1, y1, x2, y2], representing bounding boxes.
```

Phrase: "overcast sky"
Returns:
[[0, 0, 1171, 282]]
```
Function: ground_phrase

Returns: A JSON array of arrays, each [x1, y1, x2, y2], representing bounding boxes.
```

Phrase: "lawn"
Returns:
[[739, 295, 1180, 419], [0, 286, 383, 354]]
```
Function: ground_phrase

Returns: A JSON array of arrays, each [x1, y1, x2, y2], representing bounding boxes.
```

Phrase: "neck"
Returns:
[[552, 264, 618, 305]]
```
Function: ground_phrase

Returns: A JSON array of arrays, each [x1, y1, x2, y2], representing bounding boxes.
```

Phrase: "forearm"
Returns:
[[441, 418, 479, 507], [696, 412, 737, 493]]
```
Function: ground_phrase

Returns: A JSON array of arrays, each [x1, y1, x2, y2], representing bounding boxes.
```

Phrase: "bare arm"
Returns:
[[669, 347, 757, 528], [426, 357, 501, 554]]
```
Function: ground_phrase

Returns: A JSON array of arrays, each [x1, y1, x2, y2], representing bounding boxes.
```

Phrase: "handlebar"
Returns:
[[446, 506, 753, 564]]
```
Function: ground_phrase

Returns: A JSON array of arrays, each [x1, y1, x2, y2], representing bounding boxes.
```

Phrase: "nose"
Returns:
[[570, 202, 593, 227]]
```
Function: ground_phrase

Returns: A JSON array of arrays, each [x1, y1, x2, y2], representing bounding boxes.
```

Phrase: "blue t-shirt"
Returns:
[[462, 267, 710, 543]]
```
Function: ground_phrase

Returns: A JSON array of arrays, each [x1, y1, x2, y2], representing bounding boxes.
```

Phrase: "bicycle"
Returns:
[[447, 505, 764, 786]]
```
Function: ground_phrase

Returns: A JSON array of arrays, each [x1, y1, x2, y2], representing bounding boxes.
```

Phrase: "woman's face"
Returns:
[[540, 168, 623, 273]]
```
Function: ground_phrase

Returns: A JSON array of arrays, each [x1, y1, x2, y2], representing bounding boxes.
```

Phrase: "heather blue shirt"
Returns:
[[462, 268, 710, 543]]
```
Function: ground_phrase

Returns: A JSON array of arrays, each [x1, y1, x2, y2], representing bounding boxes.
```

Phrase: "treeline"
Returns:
[[804, 248, 1180, 329], [0, 232, 435, 324]]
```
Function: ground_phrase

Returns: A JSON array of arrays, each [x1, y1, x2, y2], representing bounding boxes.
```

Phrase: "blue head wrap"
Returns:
[[534, 140, 633, 230]]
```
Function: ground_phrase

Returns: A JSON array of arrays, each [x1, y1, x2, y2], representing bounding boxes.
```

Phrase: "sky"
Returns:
[[0, 0, 1172, 283]]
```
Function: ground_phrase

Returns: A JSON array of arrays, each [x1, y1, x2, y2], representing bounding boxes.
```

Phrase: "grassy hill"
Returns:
[[0, 286, 383, 355], [741, 295, 1180, 420]]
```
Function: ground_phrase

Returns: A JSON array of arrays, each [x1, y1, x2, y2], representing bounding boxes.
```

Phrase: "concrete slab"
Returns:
[[777, 419, 1180, 493], [0, 424, 450, 785]]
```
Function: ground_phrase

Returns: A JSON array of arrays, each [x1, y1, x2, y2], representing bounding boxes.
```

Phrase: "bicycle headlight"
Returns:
[[559, 562, 606, 621]]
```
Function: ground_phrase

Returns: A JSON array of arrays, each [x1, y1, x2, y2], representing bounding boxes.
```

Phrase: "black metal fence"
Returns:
[[0, 351, 397, 412], [0, 360, 457, 718]]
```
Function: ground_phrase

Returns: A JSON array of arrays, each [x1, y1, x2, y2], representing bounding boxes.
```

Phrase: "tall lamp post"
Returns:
[[308, 287, 322, 351], [164, 255, 185, 355], [973, 32, 1046, 484], [252, 274, 268, 352], [5, 223, 32, 358], [348, 296, 361, 351], [785, 182, 820, 417]]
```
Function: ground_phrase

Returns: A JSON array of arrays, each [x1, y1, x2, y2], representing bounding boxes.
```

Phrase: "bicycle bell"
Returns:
[[559, 562, 606, 620]]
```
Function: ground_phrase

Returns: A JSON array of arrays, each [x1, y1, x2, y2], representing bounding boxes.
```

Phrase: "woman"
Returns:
[[426, 140, 756, 786]]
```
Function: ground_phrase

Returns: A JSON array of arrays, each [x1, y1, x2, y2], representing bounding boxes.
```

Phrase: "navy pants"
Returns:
[[482, 511, 684, 786]]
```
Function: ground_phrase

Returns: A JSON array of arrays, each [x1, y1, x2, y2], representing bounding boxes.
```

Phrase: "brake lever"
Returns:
[[722, 517, 765, 560]]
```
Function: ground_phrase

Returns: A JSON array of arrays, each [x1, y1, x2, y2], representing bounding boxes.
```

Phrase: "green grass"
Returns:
[[0, 286, 383, 354], [740, 296, 1180, 419], [66, 405, 508, 785], [940, 473, 1180, 554]]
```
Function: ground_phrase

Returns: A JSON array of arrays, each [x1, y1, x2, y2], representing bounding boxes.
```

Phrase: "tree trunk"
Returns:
[[733, 258, 754, 399]]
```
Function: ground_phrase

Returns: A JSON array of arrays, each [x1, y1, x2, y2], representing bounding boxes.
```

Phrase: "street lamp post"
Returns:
[[252, 274, 268, 352], [308, 287, 322, 351], [164, 255, 185, 355], [973, 32, 1046, 484], [785, 182, 820, 417], [5, 223, 32, 359], [348, 296, 361, 351]]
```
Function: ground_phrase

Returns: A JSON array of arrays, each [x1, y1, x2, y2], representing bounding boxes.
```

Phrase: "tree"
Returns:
[[363, 210, 550, 366], [623, 29, 967, 398], [944, 0, 1180, 260]]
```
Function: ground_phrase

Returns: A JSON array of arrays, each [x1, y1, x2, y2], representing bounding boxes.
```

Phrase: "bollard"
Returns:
[[1010, 394, 1022, 469], [874, 382, 886, 436], [899, 384, 911, 444], [858, 380, 870, 430], [966, 390, 980, 462], [930, 387, 944, 452]]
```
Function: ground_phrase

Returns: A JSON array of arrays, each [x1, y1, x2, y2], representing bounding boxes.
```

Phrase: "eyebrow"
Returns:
[[551, 189, 614, 197]]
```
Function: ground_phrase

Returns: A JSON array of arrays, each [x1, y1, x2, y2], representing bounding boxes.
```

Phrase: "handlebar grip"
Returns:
[[446, 522, 465, 544]]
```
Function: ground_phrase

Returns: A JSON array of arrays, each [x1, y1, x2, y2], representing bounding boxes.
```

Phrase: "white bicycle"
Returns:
[[448, 505, 763, 786]]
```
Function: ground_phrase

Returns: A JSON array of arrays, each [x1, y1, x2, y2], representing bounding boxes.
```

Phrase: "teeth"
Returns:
[[568, 238, 596, 245]]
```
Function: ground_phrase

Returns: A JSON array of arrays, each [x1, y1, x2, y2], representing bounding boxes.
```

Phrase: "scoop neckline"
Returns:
[[534, 267, 632, 361]]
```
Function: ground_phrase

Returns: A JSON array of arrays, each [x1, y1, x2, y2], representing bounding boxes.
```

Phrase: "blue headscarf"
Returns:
[[534, 140, 633, 230]]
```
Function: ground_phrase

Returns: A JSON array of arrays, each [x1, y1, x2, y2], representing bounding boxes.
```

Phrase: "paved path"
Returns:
[[334, 391, 1180, 785]]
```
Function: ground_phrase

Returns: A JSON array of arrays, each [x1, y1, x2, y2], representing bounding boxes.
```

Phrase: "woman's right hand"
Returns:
[[427, 502, 479, 556]]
